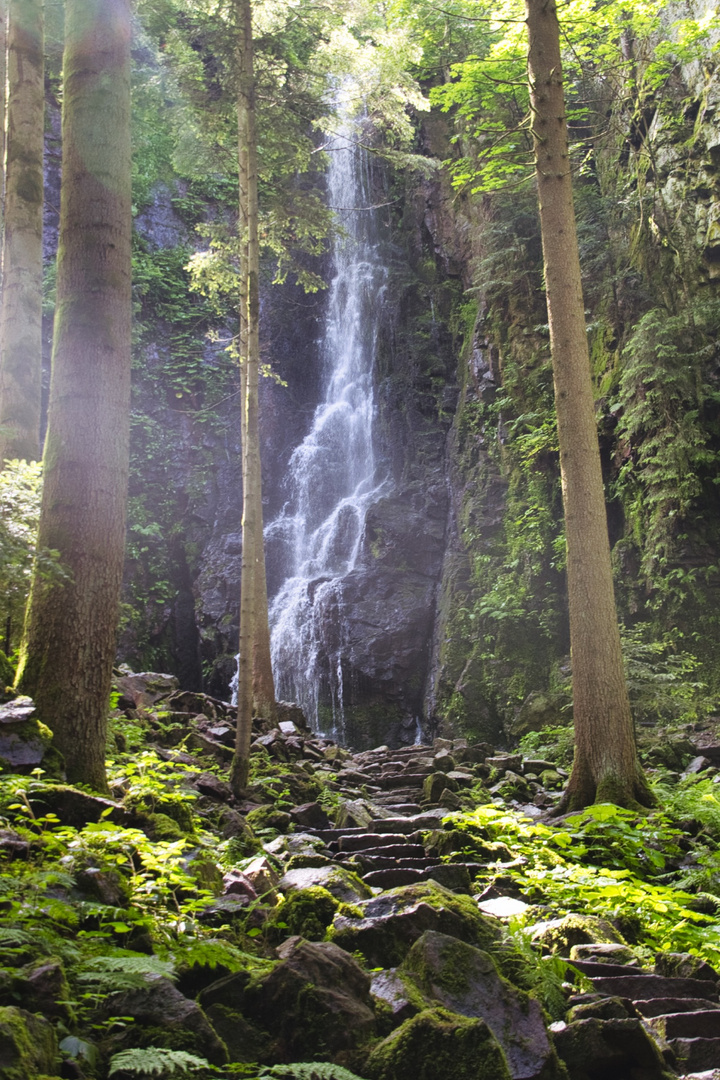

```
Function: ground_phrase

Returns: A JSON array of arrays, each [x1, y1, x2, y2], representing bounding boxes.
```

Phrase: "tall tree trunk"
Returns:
[[231, 0, 274, 795], [15, 0, 132, 793], [0, 0, 44, 466], [0, 0, 7, 265], [524, 0, 653, 811]]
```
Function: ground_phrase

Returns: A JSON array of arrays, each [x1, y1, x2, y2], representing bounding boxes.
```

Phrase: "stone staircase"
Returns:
[[566, 956, 720, 1076]]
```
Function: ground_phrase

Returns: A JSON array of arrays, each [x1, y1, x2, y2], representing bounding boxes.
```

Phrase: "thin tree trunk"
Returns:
[[15, 0, 132, 793], [0, 0, 44, 466], [232, 0, 275, 795], [524, 0, 653, 811], [232, 0, 275, 726]]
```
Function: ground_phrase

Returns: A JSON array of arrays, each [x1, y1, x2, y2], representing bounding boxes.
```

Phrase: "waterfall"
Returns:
[[267, 114, 388, 736]]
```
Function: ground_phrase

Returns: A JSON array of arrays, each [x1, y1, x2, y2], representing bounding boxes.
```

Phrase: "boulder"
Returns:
[[267, 887, 345, 941], [22, 959, 74, 1023], [280, 865, 373, 905], [193, 773, 233, 801], [243, 855, 281, 898], [113, 671, 179, 710], [570, 944, 637, 967], [371, 969, 424, 1028], [530, 915, 625, 955], [401, 932, 562, 1080], [552, 1017, 673, 1080], [507, 692, 568, 739], [28, 784, 127, 828], [366, 1006, 511, 1080], [0, 699, 58, 773], [335, 799, 377, 830], [330, 880, 501, 968], [654, 951, 719, 983], [0, 1006, 58, 1080], [201, 937, 376, 1061], [289, 802, 330, 830], [222, 870, 258, 902], [97, 974, 227, 1065], [422, 772, 458, 803]]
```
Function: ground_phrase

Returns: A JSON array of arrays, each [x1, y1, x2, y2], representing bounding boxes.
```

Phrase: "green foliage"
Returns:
[[109, 1047, 211, 1077], [518, 726, 574, 768], [0, 461, 68, 657], [446, 803, 720, 964], [621, 624, 716, 727], [616, 299, 720, 583]]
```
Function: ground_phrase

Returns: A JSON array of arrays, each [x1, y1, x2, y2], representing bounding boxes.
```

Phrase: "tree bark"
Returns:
[[0, 0, 44, 466], [524, 0, 653, 811], [0, 0, 7, 262], [15, 0, 132, 793], [231, 0, 275, 796]]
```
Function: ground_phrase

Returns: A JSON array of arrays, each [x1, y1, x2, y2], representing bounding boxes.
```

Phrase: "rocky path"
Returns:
[[245, 721, 720, 1080], [6, 675, 720, 1080]]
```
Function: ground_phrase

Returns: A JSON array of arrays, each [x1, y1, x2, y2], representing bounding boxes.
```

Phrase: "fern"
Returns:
[[0, 928, 33, 947], [171, 938, 253, 972], [78, 953, 175, 992], [108, 1047, 211, 1076], [259, 1065, 365, 1080]]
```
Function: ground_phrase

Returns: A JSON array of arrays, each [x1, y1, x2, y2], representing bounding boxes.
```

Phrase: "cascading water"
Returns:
[[267, 113, 388, 736]]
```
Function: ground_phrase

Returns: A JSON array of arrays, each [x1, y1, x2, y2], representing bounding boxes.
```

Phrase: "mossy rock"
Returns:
[[143, 812, 186, 841], [366, 1007, 511, 1080], [266, 886, 344, 942], [0, 1006, 59, 1080], [125, 792, 196, 833], [330, 880, 502, 968], [532, 914, 625, 955], [399, 932, 564, 1080], [246, 804, 292, 833]]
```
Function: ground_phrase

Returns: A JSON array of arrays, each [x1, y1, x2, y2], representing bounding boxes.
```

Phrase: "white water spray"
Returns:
[[267, 112, 388, 734]]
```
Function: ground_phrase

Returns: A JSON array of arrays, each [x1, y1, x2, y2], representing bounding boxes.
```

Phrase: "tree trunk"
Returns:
[[524, 0, 653, 811], [231, 0, 274, 795], [15, 0, 132, 793], [0, 0, 7, 262], [0, 0, 44, 466]]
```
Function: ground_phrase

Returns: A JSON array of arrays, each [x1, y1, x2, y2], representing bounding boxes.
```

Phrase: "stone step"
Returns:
[[362, 867, 429, 889], [667, 1036, 720, 1072], [348, 855, 439, 871], [337, 832, 417, 851], [566, 960, 642, 978], [370, 803, 424, 815], [635, 998, 720, 1018], [313, 814, 444, 841], [361, 862, 480, 892], [375, 773, 434, 790], [590, 975, 719, 1002], [338, 843, 427, 859], [651, 1011, 720, 1039]]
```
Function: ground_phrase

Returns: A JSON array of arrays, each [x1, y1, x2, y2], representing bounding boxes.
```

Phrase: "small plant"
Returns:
[[108, 1047, 211, 1077]]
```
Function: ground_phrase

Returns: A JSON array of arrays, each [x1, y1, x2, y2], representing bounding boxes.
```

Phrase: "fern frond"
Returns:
[[259, 1064, 365, 1080], [108, 1047, 211, 1076], [172, 938, 251, 972], [78, 954, 176, 992]]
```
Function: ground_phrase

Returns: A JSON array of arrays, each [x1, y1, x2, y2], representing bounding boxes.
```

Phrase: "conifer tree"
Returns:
[[525, 0, 653, 810], [0, 0, 44, 466], [15, 0, 132, 792]]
